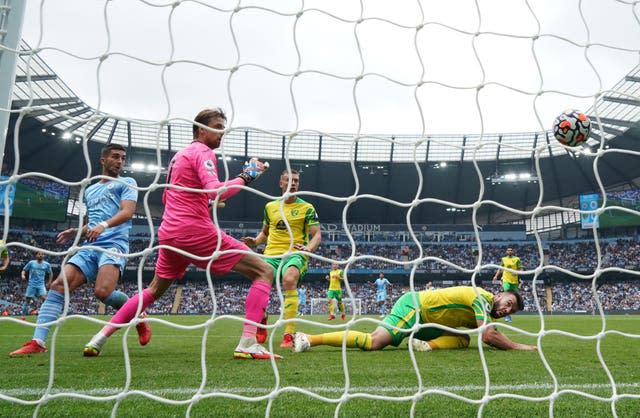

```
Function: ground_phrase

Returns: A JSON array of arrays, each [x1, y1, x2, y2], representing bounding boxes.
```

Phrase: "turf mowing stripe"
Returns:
[[3, 382, 640, 397]]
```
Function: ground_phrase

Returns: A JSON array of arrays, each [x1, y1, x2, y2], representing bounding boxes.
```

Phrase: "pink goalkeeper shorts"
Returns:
[[155, 230, 249, 279]]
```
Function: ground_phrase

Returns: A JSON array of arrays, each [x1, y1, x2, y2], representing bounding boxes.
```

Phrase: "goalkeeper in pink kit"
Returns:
[[84, 108, 280, 360]]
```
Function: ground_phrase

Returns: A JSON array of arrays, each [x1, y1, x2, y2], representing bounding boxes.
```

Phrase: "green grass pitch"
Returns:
[[1, 314, 639, 417]]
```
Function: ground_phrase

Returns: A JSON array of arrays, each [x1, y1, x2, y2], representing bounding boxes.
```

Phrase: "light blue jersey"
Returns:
[[298, 287, 307, 304], [375, 277, 391, 293], [83, 177, 137, 249], [23, 260, 52, 288], [68, 177, 137, 282], [375, 277, 391, 302]]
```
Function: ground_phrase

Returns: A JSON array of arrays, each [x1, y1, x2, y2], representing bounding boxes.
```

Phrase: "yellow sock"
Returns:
[[283, 290, 298, 335], [339, 302, 345, 314], [428, 335, 469, 350], [309, 331, 373, 350], [328, 300, 334, 315]]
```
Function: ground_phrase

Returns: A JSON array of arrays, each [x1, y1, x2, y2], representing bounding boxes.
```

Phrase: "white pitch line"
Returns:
[[2, 383, 640, 397]]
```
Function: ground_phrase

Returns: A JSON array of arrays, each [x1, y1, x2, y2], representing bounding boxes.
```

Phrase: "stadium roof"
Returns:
[[12, 41, 640, 164]]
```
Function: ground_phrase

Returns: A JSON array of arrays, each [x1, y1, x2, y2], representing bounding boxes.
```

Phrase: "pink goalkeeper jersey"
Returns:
[[158, 141, 245, 240]]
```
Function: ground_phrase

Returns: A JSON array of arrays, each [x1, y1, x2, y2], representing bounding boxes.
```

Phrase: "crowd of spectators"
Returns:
[[2, 228, 640, 316], [306, 240, 640, 273], [305, 242, 541, 271], [549, 281, 640, 312], [4, 229, 640, 274], [610, 189, 640, 204]]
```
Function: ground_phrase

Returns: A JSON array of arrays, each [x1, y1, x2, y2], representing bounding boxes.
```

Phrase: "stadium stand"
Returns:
[[3, 228, 639, 316]]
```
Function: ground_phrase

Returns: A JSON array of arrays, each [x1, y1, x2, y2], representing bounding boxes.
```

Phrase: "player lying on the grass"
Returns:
[[84, 108, 281, 360], [294, 285, 537, 353], [10, 144, 151, 356]]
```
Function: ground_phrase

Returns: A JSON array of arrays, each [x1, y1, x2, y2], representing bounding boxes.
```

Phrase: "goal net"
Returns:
[[2, 0, 640, 416], [310, 297, 362, 316]]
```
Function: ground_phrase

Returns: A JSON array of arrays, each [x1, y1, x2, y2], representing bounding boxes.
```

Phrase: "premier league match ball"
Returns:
[[552, 109, 591, 147]]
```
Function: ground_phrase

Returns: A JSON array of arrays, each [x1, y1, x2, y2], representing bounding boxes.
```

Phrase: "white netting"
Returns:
[[310, 297, 362, 316], [1, 0, 640, 417]]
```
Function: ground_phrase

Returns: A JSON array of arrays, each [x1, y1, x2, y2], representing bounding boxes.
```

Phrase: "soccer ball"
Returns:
[[552, 109, 591, 147]]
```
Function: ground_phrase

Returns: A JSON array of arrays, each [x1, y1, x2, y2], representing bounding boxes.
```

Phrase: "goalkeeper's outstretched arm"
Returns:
[[201, 157, 269, 203]]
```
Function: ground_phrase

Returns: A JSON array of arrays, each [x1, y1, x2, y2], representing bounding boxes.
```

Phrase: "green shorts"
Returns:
[[381, 292, 446, 347], [502, 282, 519, 292], [327, 290, 343, 301], [264, 254, 307, 282]]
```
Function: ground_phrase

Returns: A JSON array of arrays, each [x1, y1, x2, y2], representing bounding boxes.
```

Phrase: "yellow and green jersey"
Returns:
[[381, 286, 495, 346], [500, 256, 522, 285], [0, 240, 7, 258], [328, 269, 343, 291], [263, 197, 319, 257], [418, 286, 494, 328]]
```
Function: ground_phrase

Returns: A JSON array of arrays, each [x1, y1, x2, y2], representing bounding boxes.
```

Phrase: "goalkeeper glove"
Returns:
[[237, 157, 269, 184]]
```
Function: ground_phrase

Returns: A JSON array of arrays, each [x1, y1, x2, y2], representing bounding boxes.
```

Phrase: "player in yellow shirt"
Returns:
[[325, 263, 346, 320], [243, 169, 321, 348], [0, 240, 9, 274], [492, 247, 522, 322], [293, 285, 537, 353]]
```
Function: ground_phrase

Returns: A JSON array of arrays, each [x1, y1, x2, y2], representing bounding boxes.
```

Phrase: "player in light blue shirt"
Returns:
[[297, 284, 307, 316], [10, 144, 151, 356], [372, 272, 392, 317], [21, 251, 53, 318]]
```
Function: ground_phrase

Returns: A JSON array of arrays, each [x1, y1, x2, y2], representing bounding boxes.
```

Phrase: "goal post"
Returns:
[[310, 297, 362, 316]]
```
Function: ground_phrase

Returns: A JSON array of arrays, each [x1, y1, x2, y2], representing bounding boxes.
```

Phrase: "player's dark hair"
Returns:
[[100, 144, 126, 157], [193, 108, 227, 138], [506, 290, 524, 311], [280, 169, 299, 177]]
